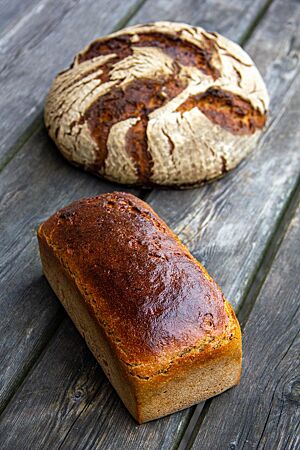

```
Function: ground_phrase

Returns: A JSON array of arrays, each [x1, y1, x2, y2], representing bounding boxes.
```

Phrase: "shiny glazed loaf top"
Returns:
[[38, 192, 232, 369]]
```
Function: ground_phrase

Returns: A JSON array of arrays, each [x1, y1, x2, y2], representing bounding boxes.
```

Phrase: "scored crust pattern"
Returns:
[[45, 22, 269, 187]]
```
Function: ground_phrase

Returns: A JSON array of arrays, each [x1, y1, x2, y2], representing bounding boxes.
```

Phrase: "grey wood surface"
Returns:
[[0, 0, 271, 420], [0, 0, 270, 167], [0, 129, 141, 413], [0, 0, 299, 448], [147, 0, 300, 309], [0, 0, 142, 166], [130, 0, 271, 42], [0, 319, 192, 450], [0, 0, 144, 416], [34, 0, 300, 447], [0, 0, 43, 34], [190, 202, 300, 450]]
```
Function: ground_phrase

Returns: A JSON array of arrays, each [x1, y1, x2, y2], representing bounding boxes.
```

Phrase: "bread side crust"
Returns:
[[38, 226, 241, 423], [38, 236, 139, 419], [134, 302, 241, 422]]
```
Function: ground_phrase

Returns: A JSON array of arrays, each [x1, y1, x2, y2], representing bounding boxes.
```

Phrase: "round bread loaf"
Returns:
[[45, 22, 269, 187]]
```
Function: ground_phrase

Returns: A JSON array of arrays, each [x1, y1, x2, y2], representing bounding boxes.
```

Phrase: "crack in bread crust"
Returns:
[[176, 87, 266, 134], [45, 21, 269, 187], [86, 74, 185, 181], [78, 32, 220, 79]]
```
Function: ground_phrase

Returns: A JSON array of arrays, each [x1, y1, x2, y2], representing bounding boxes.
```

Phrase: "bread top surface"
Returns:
[[45, 21, 269, 187], [38, 193, 237, 370]]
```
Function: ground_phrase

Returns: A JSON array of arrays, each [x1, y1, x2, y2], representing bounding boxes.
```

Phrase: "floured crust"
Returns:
[[45, 21, 268, 187], [37, 193, 242, 422]]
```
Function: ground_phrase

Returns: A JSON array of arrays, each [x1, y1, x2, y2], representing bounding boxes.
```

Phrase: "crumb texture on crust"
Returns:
[[38, 192, 236, 373], [44, 21, 269, 187]]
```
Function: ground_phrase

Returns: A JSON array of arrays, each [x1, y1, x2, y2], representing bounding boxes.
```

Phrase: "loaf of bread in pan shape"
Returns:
[[37, 192, 242, 423], [45, 21, 268, 188]]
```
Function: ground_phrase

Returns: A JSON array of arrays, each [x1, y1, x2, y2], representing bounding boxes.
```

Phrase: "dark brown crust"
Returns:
[[177, 87, 266, 134], [79, 32, 221, 181], [78, 35, 133, 64], [78, 32, 220, 79], [77, 36, 133, 85], [125, 117, 152, 183], [38, 192, 229, 364], [75, 32, 265, 182], [85, 77, 185, 180]]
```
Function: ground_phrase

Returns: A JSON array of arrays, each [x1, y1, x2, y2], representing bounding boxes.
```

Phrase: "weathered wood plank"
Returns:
[[190, 202, 300, 450], [147, 0, 300, 309], [130, 0, 270, 42], [0, 0, 42, 34], [1, 0, 297, 448], [0, 0, 270, 167], [0, 130, 142, 413], [0, 0, 274, 447], [40, 0, 300, 442], [0, 0, 143, 166], [0, 318, 192, 450]]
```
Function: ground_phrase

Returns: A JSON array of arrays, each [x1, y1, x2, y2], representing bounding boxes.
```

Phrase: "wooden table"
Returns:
[[0, 0, 299, 448]]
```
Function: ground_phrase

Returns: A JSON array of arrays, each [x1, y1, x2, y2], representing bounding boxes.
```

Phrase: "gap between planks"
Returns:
[[238, 0, 274, 46], [0, 0, 295, 447], [0, 0, 148, 174], [0, 309, 64, 416], [0, 0, 148, 416], [177, 173, 300, 449], [0, 0, 270, 417], [168, 0, 295, 447]]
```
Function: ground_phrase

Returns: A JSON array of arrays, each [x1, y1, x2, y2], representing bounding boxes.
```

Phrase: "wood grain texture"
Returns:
[[0, 0, 270, 167], [0, 0, 143, 166], [0, 0, 274, 448], [0, 129, 141, 413], [190, 202, 300, 450], [3, 0, 296, 447], [129, 0, 270, 42], [146, 0, 300, 309], [47, 0, 300, 442], [0, 318, 192, 450], [0, 0, 42, 34]]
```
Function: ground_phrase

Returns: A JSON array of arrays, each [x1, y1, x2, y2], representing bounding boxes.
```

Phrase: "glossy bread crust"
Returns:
[[38, 192, 242, 422]]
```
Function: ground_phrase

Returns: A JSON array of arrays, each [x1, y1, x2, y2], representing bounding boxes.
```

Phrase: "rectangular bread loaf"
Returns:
[[37, 192, 242, 423]]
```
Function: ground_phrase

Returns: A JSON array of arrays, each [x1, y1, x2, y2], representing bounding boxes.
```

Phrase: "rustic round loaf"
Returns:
[[45, 22, 269, 187]]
